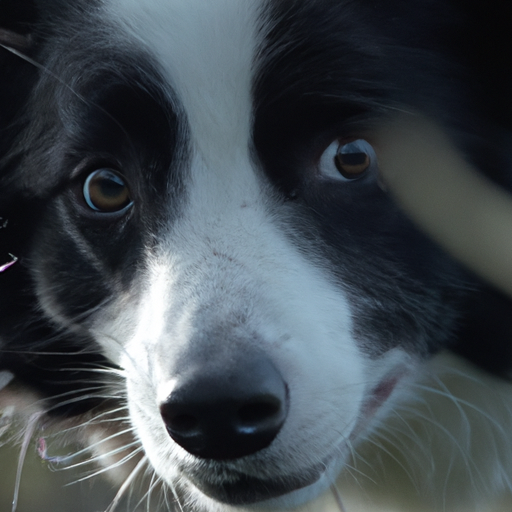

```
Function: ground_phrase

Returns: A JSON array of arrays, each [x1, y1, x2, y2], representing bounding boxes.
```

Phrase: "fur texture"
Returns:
[[1, 1, 512, 511]]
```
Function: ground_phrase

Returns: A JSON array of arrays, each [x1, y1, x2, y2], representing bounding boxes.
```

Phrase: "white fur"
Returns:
[[107, 0, 259, 160], [85, 1, 415, 508]]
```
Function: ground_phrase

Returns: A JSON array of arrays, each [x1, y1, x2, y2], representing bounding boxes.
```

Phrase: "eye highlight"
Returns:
[[83, 169, 133, 213], [319, 139, 376, 181]]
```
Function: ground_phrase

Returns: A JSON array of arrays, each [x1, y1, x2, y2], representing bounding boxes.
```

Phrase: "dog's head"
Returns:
[[1, 0, 499, 509]]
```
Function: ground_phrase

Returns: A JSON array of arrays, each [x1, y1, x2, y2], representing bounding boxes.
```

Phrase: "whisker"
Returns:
[[90, 330, 154, 387], [162, 480, 183, 512], [134, 471, 165, 512], [330, 484, 348, 512], [11, 412, 41, 512], [104, 455, 149, 512], [71, 446, 145, 483], [160, 474, 184, 512], [342, 440, 378, 486], [62, 425, 137, 462], [412, 380, 508, 435], [361, 434, 418, 487], [55, 408, 130, 435], [44, 391, 117, 414], [63, 439, 141, 472]]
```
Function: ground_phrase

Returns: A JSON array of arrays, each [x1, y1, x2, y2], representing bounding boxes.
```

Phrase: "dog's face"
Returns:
[[0, 0, 473, 509]]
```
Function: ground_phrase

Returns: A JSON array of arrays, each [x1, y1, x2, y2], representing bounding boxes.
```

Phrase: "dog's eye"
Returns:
[[83, 169, 133, 213], [319, 139, 376, 181]]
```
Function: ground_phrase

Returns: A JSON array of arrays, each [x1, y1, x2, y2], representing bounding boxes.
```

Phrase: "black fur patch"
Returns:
[[1, 2, 187, 414]]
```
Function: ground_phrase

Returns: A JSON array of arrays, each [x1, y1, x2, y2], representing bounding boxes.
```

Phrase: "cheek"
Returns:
[[269, 309, 367, 445], [272, 348, 367, 458], [33, 240, 109, 325]]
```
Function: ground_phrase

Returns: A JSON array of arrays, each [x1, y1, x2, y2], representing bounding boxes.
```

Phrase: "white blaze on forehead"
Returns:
[[97, 3, 388, 494], [106, 0, 262, 162]]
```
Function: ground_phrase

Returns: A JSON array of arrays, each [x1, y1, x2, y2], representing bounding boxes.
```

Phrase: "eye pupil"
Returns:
[[95, 173, 124, 198], [337, 152, 368, 167], [83, 169, 132, 213], [334, 140, 372, 179]]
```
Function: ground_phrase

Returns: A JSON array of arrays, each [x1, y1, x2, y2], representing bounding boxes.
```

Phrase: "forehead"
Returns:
[[104, 0, 264, 160]]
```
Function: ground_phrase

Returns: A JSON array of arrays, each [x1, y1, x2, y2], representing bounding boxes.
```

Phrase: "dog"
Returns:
[[1, 1, 512, 511]]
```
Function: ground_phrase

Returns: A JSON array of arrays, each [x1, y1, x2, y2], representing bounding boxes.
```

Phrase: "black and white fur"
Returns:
[[1, 1, 512, 510]]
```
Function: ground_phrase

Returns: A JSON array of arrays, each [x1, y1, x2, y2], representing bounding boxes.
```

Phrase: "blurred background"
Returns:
[[0, 443, 116, 512]]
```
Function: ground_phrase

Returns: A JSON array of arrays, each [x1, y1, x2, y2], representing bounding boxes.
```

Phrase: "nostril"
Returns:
[[161, 409, 200, 435], [158, 351, 288, 460]]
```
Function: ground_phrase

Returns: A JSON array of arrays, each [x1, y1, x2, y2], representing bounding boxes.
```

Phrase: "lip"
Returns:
[[187, 462, 327, 505], [349, 372, 405, 444], [365, 374, 401, 414], [184, 373, 405, 505]]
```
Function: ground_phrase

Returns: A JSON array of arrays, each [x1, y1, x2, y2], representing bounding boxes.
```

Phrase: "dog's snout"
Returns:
[[159, 352, 288, 460]]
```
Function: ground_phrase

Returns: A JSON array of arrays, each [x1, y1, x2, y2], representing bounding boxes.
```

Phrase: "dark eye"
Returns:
[[319, 139, 376, 181], [83, 169, 133, 213]]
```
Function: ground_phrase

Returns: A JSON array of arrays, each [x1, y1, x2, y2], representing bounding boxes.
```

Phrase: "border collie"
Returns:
[[1, 1, 511, 510]]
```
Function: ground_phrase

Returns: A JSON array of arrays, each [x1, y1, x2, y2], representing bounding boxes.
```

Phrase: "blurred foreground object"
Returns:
[[375, 114, 512, 297]]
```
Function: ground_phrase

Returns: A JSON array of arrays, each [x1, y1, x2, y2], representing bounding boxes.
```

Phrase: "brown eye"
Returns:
[[335, 141, 371, 179], [83, 169, 133, 213], [319, 139, 376, 182]]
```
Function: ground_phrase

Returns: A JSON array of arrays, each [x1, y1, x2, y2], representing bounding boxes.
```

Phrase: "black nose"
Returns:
[[159, 352, 288, 460]]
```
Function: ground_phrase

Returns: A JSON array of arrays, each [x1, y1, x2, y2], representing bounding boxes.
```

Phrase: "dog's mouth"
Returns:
[[178, 374, 403, 506], [186, 463, 327, 505]]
